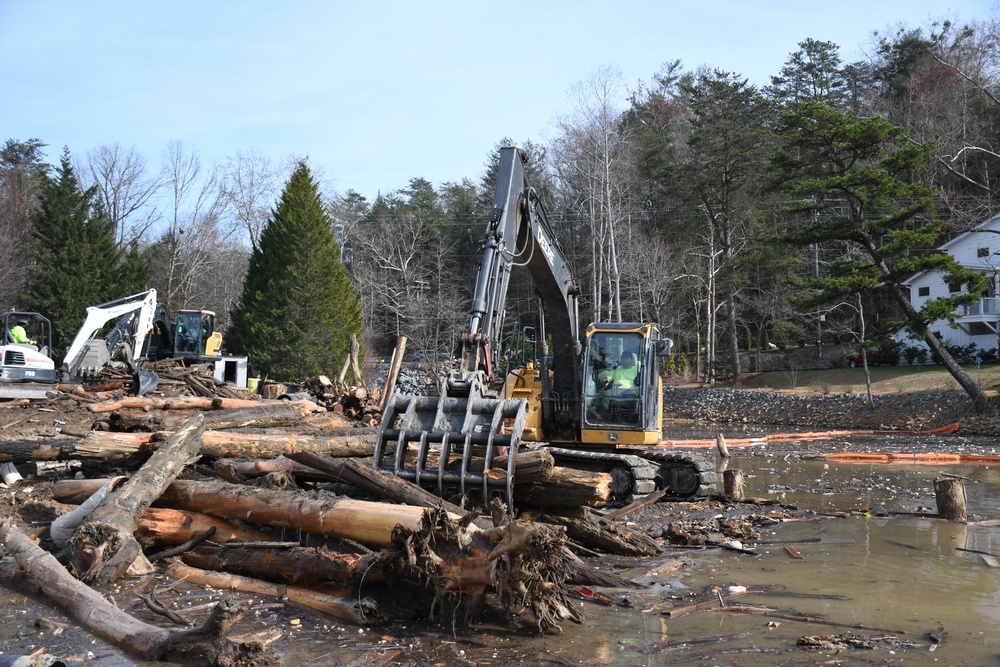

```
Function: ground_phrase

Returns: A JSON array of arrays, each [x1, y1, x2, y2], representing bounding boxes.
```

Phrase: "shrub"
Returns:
[[902, 345, 929, 365]]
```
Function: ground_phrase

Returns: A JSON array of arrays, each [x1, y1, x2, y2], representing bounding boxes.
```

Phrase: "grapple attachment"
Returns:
[[373, 390, 528, 505]]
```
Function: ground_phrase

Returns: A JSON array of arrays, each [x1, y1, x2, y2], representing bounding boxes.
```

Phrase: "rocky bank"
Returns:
[[662, 385, 1000, 434]]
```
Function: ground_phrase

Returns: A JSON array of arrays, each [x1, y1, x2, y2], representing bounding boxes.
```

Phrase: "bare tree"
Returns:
[[83, 143, 162, 248], [346, 203, 462, 355], [0, 139, 47, 308], [150, 141, 231, 311], [552, 66, 636, 323], [221, 148, 278, 251]]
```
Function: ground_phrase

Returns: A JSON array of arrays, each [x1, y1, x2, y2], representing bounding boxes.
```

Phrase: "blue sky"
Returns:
[[1, 0, 994, 202]]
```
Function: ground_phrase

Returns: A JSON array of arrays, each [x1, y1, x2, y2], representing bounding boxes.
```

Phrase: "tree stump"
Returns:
[[724, 469, 745, 501], [934, 477, 967, 522]]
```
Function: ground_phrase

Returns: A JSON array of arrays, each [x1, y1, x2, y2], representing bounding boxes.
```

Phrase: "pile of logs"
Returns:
[[0, 377, 673, 666]]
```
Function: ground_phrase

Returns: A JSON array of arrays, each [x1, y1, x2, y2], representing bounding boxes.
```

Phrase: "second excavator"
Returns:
[[374, 147, 715, 508]]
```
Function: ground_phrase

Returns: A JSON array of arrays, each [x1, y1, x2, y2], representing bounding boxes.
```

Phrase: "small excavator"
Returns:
[[374, 147, 715, 508], [1, 290, 226, 400]]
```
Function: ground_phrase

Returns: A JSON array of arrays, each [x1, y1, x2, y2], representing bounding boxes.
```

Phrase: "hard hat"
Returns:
[[15, 318, 27, 326]]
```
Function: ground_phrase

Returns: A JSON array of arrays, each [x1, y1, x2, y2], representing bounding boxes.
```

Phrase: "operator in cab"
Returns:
[[608, 351, 638, 390], [10, 319, 36, 347]]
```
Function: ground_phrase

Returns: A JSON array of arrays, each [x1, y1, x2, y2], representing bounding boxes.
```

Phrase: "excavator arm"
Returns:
[[61, 290, 159, 395], [454, 147, 581, 403]]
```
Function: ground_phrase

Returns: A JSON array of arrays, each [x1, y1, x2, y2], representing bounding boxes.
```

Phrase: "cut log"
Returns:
[[0, 437, 88, 462], [377, 336, 407, 413], [165, 561, 385, 626], [136, 508, 275, 548], [77, 429, 373, 460], [0, 521, 278, 665], [468, 449, 556, 484], [88, 396, 265, 413], [213, 455, 332, 483], [514, 466, 613, 508], [349, 334, 366, 389], [56, 477, 440, 546], [103, 400, 322, 432], [285, 451, 469, 517], [178, 543, 387, 587], [68, 414, 206, 583]]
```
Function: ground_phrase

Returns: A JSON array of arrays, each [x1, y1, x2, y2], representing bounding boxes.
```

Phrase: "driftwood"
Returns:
[[286, 451, 469, 517], [603, 488, 668, 521], [68, 415, 206, 583], [165, 561, 385, 626], [935, 477, 967, 522], [179, 543, 387, 587], [526, 507, 661, 556], [388, 508, 584, 633], [0, 521, 278, 665]]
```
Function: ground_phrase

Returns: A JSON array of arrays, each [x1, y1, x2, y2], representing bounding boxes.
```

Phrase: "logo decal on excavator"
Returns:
[[607, 432, 619, 442], [535, 228, 555, 266]]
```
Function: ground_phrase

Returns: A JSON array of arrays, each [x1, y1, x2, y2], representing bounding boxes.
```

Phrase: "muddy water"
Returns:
[[3, 457, 999, 665], [547, 459, 1000, 666]]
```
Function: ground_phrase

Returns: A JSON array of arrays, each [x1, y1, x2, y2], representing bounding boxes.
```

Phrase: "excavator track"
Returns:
[[538, 446, 717, 506]]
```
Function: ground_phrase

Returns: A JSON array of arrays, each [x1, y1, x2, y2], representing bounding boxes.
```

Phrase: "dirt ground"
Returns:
[[0, 379, 997, 666]]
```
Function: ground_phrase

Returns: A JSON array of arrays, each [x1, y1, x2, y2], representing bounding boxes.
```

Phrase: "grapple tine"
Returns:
[[374, 389, 528, 507]]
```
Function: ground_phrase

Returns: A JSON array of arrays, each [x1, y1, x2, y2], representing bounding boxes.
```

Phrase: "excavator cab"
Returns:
[[173, 310, 222, 359], [0, 311, 57, 398], [580, 323, 670, 445]]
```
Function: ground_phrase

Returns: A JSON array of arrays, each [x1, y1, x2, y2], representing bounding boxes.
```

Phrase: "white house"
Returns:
[[901, 213, 1000, 354]]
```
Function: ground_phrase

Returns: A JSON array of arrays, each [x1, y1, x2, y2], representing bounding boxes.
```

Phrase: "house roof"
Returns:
[[902, 212, 1000, 285], [938, 212, 1000, 252]]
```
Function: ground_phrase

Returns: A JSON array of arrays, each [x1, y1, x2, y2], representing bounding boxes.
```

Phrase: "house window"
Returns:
[[979, 247, 990, 258], [918, 286, 930, 297], [948, 281, 962, 293]]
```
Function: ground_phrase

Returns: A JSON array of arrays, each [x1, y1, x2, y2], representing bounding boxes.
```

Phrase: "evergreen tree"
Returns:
[[771, 102, 991, 411], [227, 162, 363, 381], [26, 148, 148, 357]]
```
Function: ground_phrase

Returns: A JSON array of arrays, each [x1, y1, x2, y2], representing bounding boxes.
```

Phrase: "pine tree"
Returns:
[[26, 148, 149, 357], [227, 162, 363, 381], [772, 102, 991, 411]]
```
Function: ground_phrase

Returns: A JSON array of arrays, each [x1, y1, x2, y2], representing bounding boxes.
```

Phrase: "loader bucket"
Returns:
[[374, 392, 528, 506], [131, 370, 159, 397]]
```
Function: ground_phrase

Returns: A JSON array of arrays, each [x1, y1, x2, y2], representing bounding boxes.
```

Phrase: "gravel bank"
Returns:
[[663, 386, 1000, 434]]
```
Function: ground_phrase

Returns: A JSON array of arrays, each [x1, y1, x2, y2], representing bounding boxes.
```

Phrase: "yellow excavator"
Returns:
[[374, 147, 715, 507]]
